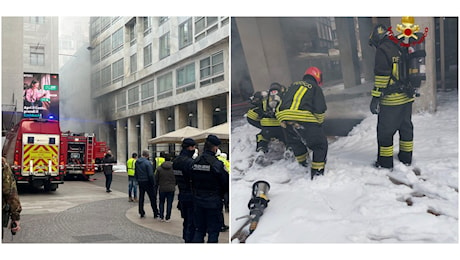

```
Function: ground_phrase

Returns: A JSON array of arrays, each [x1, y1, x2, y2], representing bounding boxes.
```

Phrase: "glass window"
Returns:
[[141, 79, 155, 105], [101, 65, 111, 87], [143, 17, 151, 36], [128, 86, 139, 109], [112, 58, 124, 83], [116, 91, 126, 112], [179, 18, 193, 49], [127, 19, 136, 46], [159, 32, 170, 59], [159, 17, 168, 25], [112, 28, 123, 53], [30, 45, 45, 66], [199, 51, 224, 86], [101, 37, 111, 59], [143, 44, 152, 67], [157, 72, 173, 99], [130, 54, 137, 74], [177, 63, 195, 87], [194, 16, 218, 41]]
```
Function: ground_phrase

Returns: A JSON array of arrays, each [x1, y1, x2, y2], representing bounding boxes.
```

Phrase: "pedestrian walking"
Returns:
[[127, 152, 138, 202], [135, 149, 159, 218], [172, 138, 197, 243], [155, 155, 176, 222], [102, 150, 116, 192]]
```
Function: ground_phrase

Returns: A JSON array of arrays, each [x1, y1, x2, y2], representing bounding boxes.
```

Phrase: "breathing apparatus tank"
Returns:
[[407, 32, 426, 91]]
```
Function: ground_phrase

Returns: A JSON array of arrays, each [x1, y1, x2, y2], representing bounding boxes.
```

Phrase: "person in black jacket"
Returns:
[[189, 135, 229, 243], [369, 24, 415, 169], [276, 66, 328, 180], [134, 149, 159, 218], [172, 138, 197, 243], [102, 150, 116, 192]]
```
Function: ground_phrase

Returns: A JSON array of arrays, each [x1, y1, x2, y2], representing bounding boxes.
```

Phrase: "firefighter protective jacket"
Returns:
[[372, 38, 415, 106], [276, 78, 326, 124], [247, 99, 280, 127]]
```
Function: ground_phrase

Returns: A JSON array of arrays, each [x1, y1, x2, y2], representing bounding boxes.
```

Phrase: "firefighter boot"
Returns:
[[310, 168, 324, 180]]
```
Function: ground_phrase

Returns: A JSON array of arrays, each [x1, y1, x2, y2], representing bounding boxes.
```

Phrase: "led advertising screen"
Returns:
[[23, 73, 59, 120]]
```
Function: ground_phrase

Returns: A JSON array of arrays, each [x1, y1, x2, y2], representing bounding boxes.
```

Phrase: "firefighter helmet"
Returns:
[[303, 66, 323, 87], [369, 24, 388, 47]]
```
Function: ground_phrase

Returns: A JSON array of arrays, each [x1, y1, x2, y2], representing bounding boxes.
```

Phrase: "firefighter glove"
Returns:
[[370, 97, 380, 114]]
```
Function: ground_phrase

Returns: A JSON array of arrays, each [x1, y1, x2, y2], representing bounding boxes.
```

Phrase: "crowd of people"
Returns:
[[117, 134, 229, 243]]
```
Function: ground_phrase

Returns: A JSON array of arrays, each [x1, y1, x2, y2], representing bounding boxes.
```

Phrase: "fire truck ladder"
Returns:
[[86, 133, 95, 173]]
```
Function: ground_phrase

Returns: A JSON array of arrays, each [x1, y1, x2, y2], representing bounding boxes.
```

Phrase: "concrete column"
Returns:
[[156, 110, 168, 136], [197, 99, 213, 129], [116, 120, 127, 164], [335, 17, 361, 88], [140, 113, 151, 152], [390, 17, 436, 113], [358, 17, 376, 83], [175, 104, 188, 129], [127, 117, 137, 159], [235, 17, 292, 92]]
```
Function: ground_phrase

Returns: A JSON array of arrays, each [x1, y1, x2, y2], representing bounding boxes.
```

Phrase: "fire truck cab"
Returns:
[[2, 118, 65, 191]]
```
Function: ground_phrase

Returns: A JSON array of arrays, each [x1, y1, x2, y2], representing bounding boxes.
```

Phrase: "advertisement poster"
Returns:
[[23, 73, 59, 120]]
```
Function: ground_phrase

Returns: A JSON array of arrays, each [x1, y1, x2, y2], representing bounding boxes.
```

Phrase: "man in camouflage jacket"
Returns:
[[2, 157, 22, 239]]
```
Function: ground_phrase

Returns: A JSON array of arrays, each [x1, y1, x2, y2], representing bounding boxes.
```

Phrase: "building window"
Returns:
[[91, 71, 101, 90], [179, 18, 193, 49], [176, 63, 195, 94], [130, 54, 137, 74], [157, 72, 173, 99], [101, 65, 111, 88], [143, 44, 152, 67], [194, 17, 218, 41], [141, 79, 155, 105], [116, 91, 126, 112], [128, 86, 139, 109], [90, 43, 101, 65], [100, 17, 111, 33], [159, 32, 170, 60], [159, 17, 168, 25], [27, 17, 45, 24], [112, 58, 124, 83], [101, 37, 111, 60], [143, 17, 152, 36], [200, 51, 224, 86], [112, 27, 123, 53], [30, 45, 45, 66], [127, 18, 136, 46]]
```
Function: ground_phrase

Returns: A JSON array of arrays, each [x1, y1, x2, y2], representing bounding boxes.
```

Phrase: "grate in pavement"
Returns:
[[73, 234, 120, 243]]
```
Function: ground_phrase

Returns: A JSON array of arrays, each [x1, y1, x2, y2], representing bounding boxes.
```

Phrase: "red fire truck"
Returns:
[[2, 118, 66, 191], [61, 131, 108, 180]]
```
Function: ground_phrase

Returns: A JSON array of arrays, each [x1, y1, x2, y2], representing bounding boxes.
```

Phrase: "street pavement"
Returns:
[[2, 170, 229, 243]]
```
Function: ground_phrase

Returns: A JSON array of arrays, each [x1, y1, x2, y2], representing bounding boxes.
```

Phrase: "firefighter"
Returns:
[[276, 67, 328, 180], [246, 82, 286, 154], [369, 24, 415, 169], [127, 152, 138, 202]]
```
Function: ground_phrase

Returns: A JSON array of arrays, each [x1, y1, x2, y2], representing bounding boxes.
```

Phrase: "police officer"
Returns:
[[276, 67, 328, 180], [369, 24, 415, 169], [172, 138, 196, 243], [2, 157, 22, 240], [189, 135, 229, 243], [127, 152, 138, 202]]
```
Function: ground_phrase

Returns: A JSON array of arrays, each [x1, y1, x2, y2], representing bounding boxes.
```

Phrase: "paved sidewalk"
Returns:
[[125, 198, 230, 243]]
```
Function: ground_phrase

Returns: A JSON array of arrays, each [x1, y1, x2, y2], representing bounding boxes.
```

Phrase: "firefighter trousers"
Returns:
[[377, 102, 414, 168], [283, 122, 328, 171], [256, 126, 285, 152]]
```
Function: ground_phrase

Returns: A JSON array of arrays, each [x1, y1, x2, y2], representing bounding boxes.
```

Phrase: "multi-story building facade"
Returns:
[[88, 17, 229, 163], [2, 16, 60, 135]]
